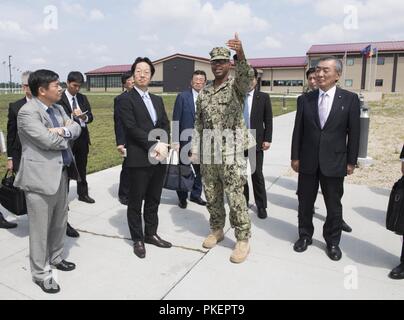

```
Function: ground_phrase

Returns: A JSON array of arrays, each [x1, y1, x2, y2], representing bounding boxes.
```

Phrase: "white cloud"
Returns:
[[134, 0, 269, 39], [89, 9, 105, 21], [138, 34, 159, 42], [301, 23, 348, 44], [0, 20, 30, 40], [262, 36, 282, 49]]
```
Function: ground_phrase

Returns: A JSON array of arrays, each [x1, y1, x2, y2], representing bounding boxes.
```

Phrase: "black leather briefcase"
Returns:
[[163, 151, 195, 192], [386, 176, 404, 234], [0, 171, 27, 216]]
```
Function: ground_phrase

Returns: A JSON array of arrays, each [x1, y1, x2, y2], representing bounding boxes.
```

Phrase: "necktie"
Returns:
[[142, 93, 157, 126], [72, 97, 78, 111], [46, 108, 73, 166], [318, 92, 328, 129], [243, 95, 250, 129]]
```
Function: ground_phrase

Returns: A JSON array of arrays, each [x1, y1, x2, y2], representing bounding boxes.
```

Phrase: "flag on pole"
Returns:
[[361, 44, 372, 58]]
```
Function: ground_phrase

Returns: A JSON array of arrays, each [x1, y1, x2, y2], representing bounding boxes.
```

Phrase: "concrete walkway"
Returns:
[[0, 111, 403, 300]]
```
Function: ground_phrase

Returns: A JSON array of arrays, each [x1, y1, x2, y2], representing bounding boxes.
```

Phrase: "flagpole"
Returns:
[[343, 50, 347, 88], [367, 47, 372, 91], [373, 49, 378, 91]]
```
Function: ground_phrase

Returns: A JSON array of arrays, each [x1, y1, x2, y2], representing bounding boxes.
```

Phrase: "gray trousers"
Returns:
[[26, 170, 68, 281]]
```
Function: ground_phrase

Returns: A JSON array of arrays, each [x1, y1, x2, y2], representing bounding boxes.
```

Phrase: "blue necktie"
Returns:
[[142, 93, 157, 126], [46, 108, 73, 166], [243, 95, 250, 129]]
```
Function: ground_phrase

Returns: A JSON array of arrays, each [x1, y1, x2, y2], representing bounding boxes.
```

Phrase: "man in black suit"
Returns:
[[59, 71, 95, 205], [118, 57, 172, 259], [1, 71, 33, 229], [291, 56, 360, 261], [243, 68, 272, 219], [172, 70, 207, 209], [389, 144, 404, 279], [114, 72, 134, 205]]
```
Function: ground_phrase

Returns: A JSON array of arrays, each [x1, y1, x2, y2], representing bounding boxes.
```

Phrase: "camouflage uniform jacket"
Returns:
[[192, 57, 256, 162]]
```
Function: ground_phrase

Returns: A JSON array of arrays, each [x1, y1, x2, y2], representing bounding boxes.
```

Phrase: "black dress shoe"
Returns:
[[119, 197, 128, 206], [133, 241, 146, 258], [78, 195, 95, 204], [145, 234, 172, 248], [52, 259, 76, 271], [178, 199, 187, 209], [190, 197, 207, 206], [342, 220, 352, 233], [0, 214, 17, 229], [257, 208, 268, 219], [388, 262, 404, 280], [66, 223, 80, 238], [293, 237, 312, 253], [34, 278, 60, 294], [326, 245, 342, 261]]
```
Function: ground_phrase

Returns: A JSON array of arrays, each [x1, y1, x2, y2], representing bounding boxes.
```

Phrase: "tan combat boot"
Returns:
[[230, 240, 250, 263], [202, 229, 224, 249]]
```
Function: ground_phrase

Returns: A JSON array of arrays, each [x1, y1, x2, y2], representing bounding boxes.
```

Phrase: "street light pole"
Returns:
[[8, 55, 12, 89]]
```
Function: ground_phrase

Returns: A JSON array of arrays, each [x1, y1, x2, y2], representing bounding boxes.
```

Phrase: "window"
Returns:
[[273, 80, 303, 86], [377, 57, 385, 65], [347, 58, 354, 66], [261, 80, 271, 87], [89, 76, 105, 88], [310, 59, 319, 67], [106, 76, 121, 88], [375, 79, 383, 87], [345, 79, 353, 87], [149, 81, 163, 87]]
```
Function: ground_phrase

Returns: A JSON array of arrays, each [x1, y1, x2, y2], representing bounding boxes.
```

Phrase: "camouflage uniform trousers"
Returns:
[[201, 159, 251, 241]]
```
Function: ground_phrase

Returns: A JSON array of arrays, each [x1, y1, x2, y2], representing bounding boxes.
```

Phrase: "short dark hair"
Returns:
[[192, 70, 207, 80], [253, 68, 259, 79], [131, 57, 155, 78], [121, 72, 133, 85], [306, 67, 316, 79], [28, 69, 59, 97], [67, 71, 84, 84]]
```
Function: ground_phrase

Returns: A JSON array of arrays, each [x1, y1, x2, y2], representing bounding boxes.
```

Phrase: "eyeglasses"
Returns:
[[134, 69, 151, 76]]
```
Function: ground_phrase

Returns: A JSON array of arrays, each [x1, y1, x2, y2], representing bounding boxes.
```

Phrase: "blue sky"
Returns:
[[1, 0, 404, 81]]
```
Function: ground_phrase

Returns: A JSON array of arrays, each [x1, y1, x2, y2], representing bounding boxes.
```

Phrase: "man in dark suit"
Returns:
[[389, 144, 404, 279], [172, 70, 207, 209], [59, 71, 95, 204], [118, 57, 172, 259], [291, 56, 360, 261], [1, 71, 33, 229], [114, 72, 134, 205], [243, 68, 272, 219]]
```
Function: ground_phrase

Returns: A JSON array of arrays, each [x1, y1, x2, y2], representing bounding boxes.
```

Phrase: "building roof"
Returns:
[[153, 53, 210, 64], [307, 40, 404, 55], [248, 56, 307, 68], [86, 64, 131, 75]]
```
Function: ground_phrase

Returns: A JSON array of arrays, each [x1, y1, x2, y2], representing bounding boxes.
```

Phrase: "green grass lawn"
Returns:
[[0, 93, 296, 177]]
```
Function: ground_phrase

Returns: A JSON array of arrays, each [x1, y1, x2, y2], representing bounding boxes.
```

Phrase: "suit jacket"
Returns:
[[291, 87, 360, 177], [58, 91, 93, 145], [114, 92, 127, 146], [118, 89, 170, 168], [7, 97, 27, 166], [172, 89, 196, 149], [250, 90, 273, 150], [401, 144, 404, 159], [14, 99, 81, 195]]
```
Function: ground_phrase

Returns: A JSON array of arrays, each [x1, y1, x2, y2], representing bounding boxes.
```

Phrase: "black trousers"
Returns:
[[119, 159, 130, 199], [244, 150, 267, 209], [401, 236, 404, 262], [72, 137, 89, 197], [177, 164, 203, 201], [297, 169, 344, 246], [127, 165, 165, 242]]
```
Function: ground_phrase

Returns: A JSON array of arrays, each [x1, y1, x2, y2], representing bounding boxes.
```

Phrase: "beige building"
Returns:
[[85, 40, 404, 94], [307, 41, 404, 93]]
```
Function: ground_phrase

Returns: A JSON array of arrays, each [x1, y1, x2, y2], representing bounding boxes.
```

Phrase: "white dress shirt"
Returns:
[[318, 85, 337, 126], [192, 88, 199, 112], [64, 90, 88, 127], [134, 86, 157, 125]]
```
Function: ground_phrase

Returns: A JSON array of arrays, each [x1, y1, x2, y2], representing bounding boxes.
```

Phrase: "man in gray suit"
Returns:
[[14, 70, 81, 294]]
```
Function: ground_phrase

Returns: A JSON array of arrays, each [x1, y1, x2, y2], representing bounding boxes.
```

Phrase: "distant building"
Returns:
[[85, 40, 404, 93]]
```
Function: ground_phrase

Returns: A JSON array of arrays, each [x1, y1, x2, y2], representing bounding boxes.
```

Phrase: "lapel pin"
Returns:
[[341, 106, 345, 111]]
